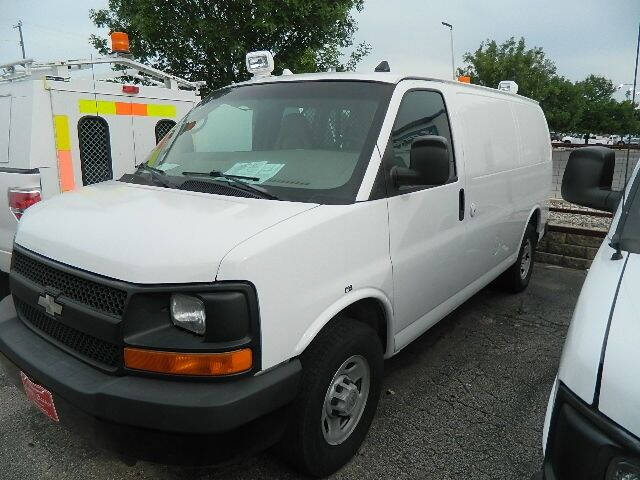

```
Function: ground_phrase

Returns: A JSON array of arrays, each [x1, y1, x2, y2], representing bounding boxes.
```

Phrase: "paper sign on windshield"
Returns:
[[225, 161, 284, 184]]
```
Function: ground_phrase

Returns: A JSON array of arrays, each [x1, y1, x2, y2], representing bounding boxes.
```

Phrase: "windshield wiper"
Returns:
[[136, 163, 176, 189], [138, 163, 177, 188], [181, 170, 279, 200]]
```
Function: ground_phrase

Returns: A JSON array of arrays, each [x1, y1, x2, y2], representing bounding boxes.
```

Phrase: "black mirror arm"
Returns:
[[390, 166, 423, 188], [606, 190, 623, 213]]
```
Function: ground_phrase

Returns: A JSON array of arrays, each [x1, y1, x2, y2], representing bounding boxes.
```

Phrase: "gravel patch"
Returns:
[[547, 199, 611, 231]]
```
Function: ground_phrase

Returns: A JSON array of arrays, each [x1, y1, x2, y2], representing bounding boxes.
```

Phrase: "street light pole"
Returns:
[[12, 20, 25, 59], [442, 21, 455, 80]]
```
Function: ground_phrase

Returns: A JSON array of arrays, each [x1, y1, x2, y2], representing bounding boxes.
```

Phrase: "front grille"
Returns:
[[15, 297, 121, 369], [12, 250, 127, 317]]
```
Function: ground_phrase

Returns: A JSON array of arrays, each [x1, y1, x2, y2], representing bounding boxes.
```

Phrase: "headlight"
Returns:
[[170, 294, 206, 335], [607, 457, 640, 480]]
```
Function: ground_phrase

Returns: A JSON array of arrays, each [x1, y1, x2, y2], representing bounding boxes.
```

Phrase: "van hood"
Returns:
[[597, 252, 640, 436], [556, 241, 626, 404], [15, 181, 317, 284]]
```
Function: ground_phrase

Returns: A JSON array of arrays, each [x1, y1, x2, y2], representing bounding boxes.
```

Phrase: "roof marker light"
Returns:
[[110, 32, 130, 54], [246, 51, 274, 78], [498, 80, 519, 94], [122, 85, 139, 94]]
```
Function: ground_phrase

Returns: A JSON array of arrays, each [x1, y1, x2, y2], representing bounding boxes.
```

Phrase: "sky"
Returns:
[[1, 0, 639, 100]]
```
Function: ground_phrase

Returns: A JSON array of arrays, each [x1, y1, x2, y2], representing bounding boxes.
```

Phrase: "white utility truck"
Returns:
[[0, 51, 551, 476], [540, 147, 640, 480], [0, 34, 200, 290]]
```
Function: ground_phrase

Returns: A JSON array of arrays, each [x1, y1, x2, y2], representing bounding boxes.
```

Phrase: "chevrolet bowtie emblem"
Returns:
[[38, 294, 62, 316]]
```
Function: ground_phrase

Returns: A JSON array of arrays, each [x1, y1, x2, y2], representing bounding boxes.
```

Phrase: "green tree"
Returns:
[[89, 0, 370, 92], [575, 75, 618, 133], [614, 100, 640, 135], [539, 76, 584, 133], [459, 37, 640, 134], [457, 37, 556, 100]]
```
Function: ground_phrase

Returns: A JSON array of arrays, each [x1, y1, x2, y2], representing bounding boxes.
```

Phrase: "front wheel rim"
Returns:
[[321, 354, 371, 445], [520, 239, 532, 280]]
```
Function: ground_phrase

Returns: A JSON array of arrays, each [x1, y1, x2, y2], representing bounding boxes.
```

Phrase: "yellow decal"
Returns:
[[78, 100, 116, 115], [78, 99, 177, 117], [78, 99, 97, 114], [53, 115, 70, 150], [52, 115, 75, 191], [146, 104, 177, 118]]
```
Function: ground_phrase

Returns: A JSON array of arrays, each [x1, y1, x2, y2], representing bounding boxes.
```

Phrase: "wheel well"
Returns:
[[340, 298, 388, 354], [529, 208, 541, 234]]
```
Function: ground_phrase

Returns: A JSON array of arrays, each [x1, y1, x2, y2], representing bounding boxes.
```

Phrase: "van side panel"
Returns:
[[6, 84, 34, 170], [455, 91, 550, 285], [456, 91, 520, 282], [510, 101, 551, 239], [0, 96, 11, 163]]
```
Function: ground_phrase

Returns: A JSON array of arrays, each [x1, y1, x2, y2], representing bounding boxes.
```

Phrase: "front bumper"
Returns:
[[543, 382, 640, 479], [0, 296, 301, 464]]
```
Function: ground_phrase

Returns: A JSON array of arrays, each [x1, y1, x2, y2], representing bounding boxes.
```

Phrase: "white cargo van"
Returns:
[[0, 51, 200, 287], [541, 147, 640, 480], [0, 53, 551, 476]]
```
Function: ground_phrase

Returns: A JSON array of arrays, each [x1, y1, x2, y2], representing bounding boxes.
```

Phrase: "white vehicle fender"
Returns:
[[293, 287, 395, 358], [520, 204, 544, 243]]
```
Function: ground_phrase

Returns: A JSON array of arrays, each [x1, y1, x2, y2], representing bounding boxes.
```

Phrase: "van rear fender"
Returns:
[[294, 288, 394, 358], [521, 205, 543, 244]]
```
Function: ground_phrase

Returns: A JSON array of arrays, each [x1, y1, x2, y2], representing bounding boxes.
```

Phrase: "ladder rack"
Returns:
[[0, 55, 204, 93]]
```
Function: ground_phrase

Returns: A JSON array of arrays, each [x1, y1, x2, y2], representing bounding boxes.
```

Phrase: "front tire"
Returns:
[[500, 223, 537, 293], [280, 318, 383, 477]]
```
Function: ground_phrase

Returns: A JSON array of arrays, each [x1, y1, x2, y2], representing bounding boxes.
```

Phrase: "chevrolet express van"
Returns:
[[0, 53, 551, 476], [541, 147, 640, 480]]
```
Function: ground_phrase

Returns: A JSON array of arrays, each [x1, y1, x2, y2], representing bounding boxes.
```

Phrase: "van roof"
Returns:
[[233, 71, 539, 104]]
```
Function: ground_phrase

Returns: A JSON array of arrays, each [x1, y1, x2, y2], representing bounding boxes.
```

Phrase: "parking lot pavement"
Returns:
[[0, 264, 585, 480]]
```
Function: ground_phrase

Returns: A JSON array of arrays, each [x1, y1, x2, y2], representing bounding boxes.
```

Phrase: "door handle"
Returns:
[[458, 188, 465, 221]]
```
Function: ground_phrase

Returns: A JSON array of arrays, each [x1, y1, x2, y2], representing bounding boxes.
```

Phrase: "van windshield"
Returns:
[[138, 81, 393, 204]]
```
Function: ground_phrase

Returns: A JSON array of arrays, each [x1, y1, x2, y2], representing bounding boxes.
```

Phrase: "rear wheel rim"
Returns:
[[321, 354, 371, 445], [520, 239, 532, 280]]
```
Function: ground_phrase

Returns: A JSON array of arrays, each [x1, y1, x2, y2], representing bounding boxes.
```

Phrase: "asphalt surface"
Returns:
[[0, 264, 585, 479]]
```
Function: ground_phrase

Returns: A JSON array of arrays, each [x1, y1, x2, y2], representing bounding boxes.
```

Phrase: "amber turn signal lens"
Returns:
[[124, 348, 252, 376]]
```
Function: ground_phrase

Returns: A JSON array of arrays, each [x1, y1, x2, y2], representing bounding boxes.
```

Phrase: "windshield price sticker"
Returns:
[[225, 161, 284, 184]]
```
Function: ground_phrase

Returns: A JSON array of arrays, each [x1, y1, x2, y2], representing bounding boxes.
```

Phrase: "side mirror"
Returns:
[[561, 146, 622, 213], [391, 135, 450, 188]]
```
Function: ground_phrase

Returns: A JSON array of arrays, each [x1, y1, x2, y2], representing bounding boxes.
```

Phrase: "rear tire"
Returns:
[[279, 317, 383, 477], [500, 223, 537, 293]]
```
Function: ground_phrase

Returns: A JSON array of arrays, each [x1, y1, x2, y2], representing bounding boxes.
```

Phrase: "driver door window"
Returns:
[[389, 90, 456, 186]]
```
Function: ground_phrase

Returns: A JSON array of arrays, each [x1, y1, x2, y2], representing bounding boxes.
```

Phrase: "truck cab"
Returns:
[[0, 46, 200, 286], [0, 52, 551, 476]]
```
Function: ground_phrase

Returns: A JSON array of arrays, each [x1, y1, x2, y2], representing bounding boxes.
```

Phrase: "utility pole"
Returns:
[[441, 21, 455, 80], [13, 20, 25, 59]]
